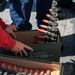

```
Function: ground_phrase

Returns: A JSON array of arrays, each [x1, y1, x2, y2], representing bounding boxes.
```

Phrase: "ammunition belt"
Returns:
[[0, 62, 51, 75], [36, 0, 60, 43], [45, 0, 59, 43]]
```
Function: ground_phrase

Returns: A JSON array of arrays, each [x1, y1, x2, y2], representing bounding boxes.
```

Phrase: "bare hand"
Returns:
[[5, 25, 17, 38], [11, 40, 33, 57]]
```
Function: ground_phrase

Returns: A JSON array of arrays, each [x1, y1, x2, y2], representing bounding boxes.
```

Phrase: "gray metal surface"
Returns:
[[0, 0, 75, 75]]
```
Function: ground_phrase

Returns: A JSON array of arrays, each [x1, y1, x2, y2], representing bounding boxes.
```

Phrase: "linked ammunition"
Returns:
[[0, 63, 7, 75], [16, 72, 26, 75], [44, 70, 51, 75], [49, 15, 58, 21], [47, 26, 58, 32], [44, 35, 57, 42], [16, 67, 24, 75], [39, 70, 44, 75], [50, 11, 58, 17], [45, 31, 57, 37], [52, 0, 58, 6], [23, 68, 29, 75], [28, 69, 33, 75], [36, 0, 60, 43], [9, 65, 18, 75], [50, 37, 57, 42], [34, 69, 39, 75], [0, 63, 5, 75], [36, 35, 57, 43], [48, 21, 58, 27], [52, 7, 58, 12], [1, 63, 6, 69], [3, 64, 12, 75], [0, 71, 2, 75]]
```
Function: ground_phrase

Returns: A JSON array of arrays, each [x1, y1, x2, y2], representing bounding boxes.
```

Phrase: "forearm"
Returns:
[[0, 26, 16, 50]]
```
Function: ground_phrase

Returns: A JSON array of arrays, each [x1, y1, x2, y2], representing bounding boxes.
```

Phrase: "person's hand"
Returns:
[[11, 40, 33, 57], [5, 25, 17, 38]]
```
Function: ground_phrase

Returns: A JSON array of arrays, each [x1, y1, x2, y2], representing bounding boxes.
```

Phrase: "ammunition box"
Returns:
[[0, 30, 62, 62], [0, 30, 63, 75], [0, 56, 63, 75]]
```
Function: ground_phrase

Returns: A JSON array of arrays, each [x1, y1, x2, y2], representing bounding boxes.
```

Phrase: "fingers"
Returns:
[[22, 49, 28, 56], [13, 25, 17, 31], [11, 25, 17, 38], [12, 41, 33, 57], [24, 45, 33, 51], [14, 50, 28, 57], [11, 31, 16, 38], [15, 49, 28, 57], [15, 53, 18, 56], [18, 49, 28, 56], [19, 51, 23, 57], [11, 25, 17, 31], [19, 49, 28, 56]]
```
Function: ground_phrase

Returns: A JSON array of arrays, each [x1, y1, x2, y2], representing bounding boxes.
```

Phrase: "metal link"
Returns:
[[52, 0, 58, 6], [45, 31, 58, 37], [48, 21, 58, 27], [47, 26, 58, 32], [52, 7, 58, 12], [50, 37, 57, 41], [50, 11, 58, 17], [72, 0, 75, 3], [50, 15, 58, 21], [44, 35, 57, 42], [54, 18, 58, 21], [44, 0, 60, 42]]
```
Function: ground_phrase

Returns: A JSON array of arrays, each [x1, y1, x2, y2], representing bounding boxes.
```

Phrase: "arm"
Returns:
[[0, 18, 17, 38], [0, 26, 33, 56], [0, 26, 16, 50], [0, 18, 33, 56]]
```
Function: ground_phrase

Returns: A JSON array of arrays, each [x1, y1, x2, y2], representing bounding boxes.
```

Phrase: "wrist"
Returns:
[[5, 39, 16, 50]]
